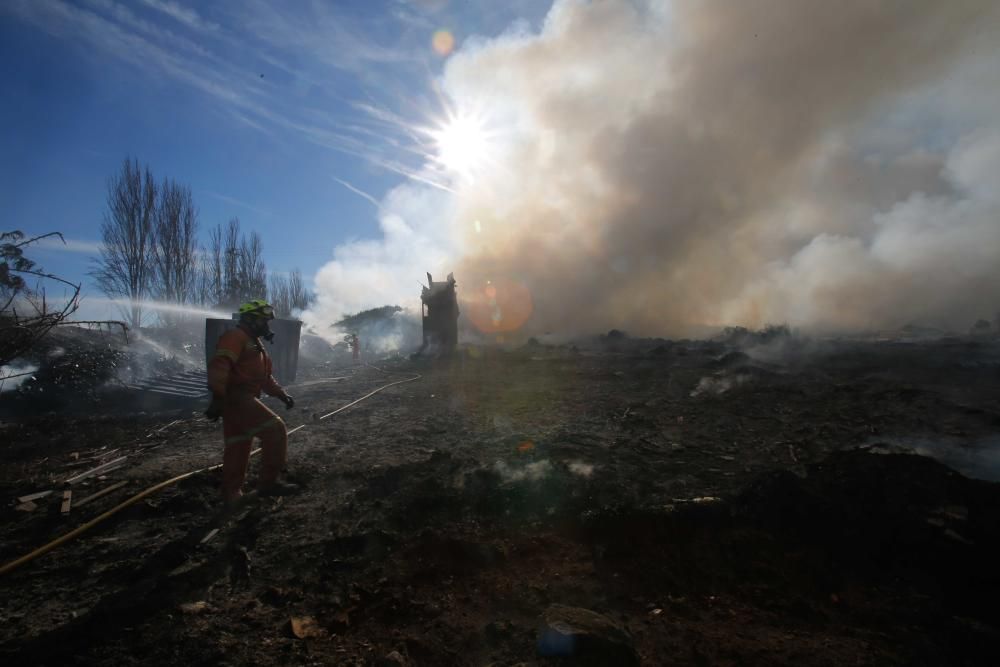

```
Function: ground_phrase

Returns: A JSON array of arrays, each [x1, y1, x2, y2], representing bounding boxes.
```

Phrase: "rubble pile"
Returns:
[[2, 327, 130, 414], [0, 324, 220, 417]]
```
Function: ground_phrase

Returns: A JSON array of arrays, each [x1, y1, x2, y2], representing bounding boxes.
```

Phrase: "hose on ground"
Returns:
[[0, 370, 421, 577]]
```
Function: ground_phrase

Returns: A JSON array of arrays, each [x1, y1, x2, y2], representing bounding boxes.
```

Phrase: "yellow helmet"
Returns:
[[238, 299, 275, 319]]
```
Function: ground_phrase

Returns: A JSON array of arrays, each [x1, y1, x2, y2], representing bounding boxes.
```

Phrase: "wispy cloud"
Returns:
[[80, 0, 215, 59], [208, 191, 271, 217], [1, 0, 451, 189], [6, 0, 260, 115], [138, 0, 218, 32], [29, 235, 103, 255], [233, 0, 420, 75], [332, 177, 382, 209]]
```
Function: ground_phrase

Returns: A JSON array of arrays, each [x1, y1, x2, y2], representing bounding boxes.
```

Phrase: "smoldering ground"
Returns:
[[307, 0, 1000, 338]]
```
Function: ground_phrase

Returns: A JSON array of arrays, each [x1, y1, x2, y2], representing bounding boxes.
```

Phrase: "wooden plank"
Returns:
[[17, 490, 53, 504], [162, 379, 206, 387], [83, 448, 120, 461], [60, 490, 72, 514], [136, 386, 206, 398], [73, 481, 129, 508], [63, 456, 128, 485], [157, 419, 182, 432], [59, 450, 121, 468], [96, 463, 127, 477]]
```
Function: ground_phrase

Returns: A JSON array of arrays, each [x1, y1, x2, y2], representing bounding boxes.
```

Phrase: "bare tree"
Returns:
[[269, 273, 291, 317], [2, 230, 126, 382], [238, 230, 268, 303], [193, 248, 214, 307], [91, 157, 157, 328], [152, 178, 199, 324], [204, 218, 240, 310], [205, 224, 225, 307], [287, 268, 311, 312], [223, 217, 240, 307], [1, 231, 79, 368], [204, 218, 269, 311], [268, 269, 311, 318]]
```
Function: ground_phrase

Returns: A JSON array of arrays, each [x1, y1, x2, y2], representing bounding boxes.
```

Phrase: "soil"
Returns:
[[2, 335, 1000, 666]]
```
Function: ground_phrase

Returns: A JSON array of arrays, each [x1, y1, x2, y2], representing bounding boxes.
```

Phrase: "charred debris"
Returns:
[[419, 272, 459, 355], [3, 270, 1000, 664]]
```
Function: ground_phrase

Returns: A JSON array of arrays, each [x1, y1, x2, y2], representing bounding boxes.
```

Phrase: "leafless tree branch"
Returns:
[[2, 229, 127, 369]]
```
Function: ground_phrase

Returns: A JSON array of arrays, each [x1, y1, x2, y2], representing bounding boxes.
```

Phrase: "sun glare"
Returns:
[[431, 112, 492, 181]]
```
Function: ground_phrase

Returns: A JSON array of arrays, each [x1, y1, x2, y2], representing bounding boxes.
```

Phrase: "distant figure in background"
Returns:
[[351, 333, 360, 362], [205, 299, 297, 503]]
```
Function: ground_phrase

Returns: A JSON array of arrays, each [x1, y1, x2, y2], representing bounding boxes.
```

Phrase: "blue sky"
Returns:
[[1, 0, 551, 314], [8, 1, 996, 337]]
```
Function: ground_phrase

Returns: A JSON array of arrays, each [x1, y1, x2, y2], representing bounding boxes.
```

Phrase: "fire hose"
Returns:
[[0, 370, 421, 577]]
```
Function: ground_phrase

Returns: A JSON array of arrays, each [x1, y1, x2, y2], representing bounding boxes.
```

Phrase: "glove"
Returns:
[[205, 396, 224, 422], [281, 394, 295, 411]]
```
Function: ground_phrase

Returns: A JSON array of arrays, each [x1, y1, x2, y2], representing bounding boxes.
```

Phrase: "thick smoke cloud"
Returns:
[[307, 0, 1000, 338]]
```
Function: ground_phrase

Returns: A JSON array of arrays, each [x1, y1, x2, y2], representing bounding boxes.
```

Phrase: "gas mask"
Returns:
[[259, 319, 275, 343], [242, 314, 275, 343]]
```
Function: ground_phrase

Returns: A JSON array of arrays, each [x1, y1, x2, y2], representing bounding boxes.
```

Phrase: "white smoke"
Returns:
[[690, 373, 751, 398], [307, 0, 1000, 337], [0, 363, 38, 392], [493, 459, 553, 483], [727, 130, 1000, 331], [567, 460, 595, 478], [301, 186, 458, 339]]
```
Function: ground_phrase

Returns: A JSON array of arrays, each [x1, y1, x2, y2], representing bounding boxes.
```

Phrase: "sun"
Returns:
[[430, 112, 493, 181]]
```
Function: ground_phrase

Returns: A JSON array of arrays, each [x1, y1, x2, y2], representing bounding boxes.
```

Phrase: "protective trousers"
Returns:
[[221, 396, 288, 501]]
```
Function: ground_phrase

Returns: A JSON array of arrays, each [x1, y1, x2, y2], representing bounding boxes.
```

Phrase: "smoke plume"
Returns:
[[307, 0, 1000, 338]]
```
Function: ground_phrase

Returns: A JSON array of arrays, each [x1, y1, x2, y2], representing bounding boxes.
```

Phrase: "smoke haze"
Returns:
[[306, 0, 1000, 338]]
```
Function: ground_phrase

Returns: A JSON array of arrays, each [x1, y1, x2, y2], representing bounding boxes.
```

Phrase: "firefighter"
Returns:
[[205, 299, 297, 502], [351, 332, 360, 362]]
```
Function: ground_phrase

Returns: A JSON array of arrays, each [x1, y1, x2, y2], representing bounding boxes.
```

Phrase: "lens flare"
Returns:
[[432, 29, 455, 56], [465, 278, 534, 334]]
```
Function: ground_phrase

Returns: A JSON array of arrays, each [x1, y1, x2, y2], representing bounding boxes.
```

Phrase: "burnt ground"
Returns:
[[2, 336, 1000, 665]]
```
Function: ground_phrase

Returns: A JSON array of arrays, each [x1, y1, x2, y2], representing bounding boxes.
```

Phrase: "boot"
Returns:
[[258, 480, 301, 497]]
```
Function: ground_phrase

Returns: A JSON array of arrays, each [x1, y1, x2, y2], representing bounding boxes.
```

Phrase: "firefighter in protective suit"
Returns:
[[205, 299, 298, 502]]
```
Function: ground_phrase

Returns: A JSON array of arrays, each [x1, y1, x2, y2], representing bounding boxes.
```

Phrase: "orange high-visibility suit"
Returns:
[[208, 325, 289, 501]]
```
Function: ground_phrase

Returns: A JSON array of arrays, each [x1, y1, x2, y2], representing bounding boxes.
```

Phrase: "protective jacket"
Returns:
[[208, 325, 286, 400], [207, 324, 289, 501]]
